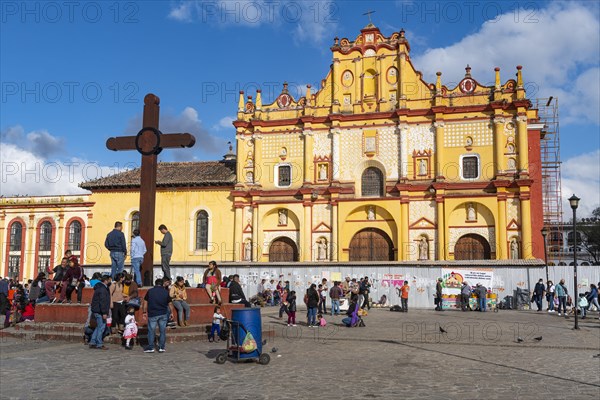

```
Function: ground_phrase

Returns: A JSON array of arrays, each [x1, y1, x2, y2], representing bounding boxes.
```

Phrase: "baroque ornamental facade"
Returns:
[[1, 25, 546, 279], [231, 24, 544, 264]]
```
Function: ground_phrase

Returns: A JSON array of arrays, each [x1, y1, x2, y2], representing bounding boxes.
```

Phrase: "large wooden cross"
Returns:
[[106, 93, 195, 285]]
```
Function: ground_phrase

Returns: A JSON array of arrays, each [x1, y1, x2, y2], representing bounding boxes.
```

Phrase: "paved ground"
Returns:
[[1, 307, 599, 400]]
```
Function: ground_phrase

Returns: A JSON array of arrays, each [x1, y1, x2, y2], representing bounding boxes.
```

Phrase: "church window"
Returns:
[[461, 155, 479, 179], [67, 220, 82, 251], [361, 167, 384, 197], [39, 221, 52, 252], [9, 222, 22, 252], [278, 165, 291, 187], [196, 210, 209, 250], [130, 211, 140, 237]]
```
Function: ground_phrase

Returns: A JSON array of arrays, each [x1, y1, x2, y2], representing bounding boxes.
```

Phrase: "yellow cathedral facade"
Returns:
[[1, 25, 547, 280]]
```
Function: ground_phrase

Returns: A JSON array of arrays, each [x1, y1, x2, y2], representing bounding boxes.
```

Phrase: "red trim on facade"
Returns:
[[34, 217, 56, 281], [64, 217, 86, 264], [528, 126, 544, 258], [0, 202, 94, 209], [408, 217, 436, 229], [448, 225, 495, 229]]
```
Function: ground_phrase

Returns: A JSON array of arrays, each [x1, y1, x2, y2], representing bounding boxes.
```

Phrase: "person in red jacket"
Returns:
[[21, 301, 35, 321]]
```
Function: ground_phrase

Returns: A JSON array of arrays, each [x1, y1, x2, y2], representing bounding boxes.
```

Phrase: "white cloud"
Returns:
[[0, 141, 117, 197], [1, 125, 139, 196], [411, 2, 600, 125], [1, 125, 64, 157], [168, 1, 194, 22], [167, 0, 337, 45], [124, 106, 228, 161], [213, 115, 235, 131], [561, 149, 600, 217]]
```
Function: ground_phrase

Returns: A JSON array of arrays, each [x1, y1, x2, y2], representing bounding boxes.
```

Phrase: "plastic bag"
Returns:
[[241, 331, 257, 353]]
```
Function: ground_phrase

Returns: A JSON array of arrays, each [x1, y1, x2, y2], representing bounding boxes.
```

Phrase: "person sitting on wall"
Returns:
[[229, 275, 251, 308], [203, 261, 222, 305]]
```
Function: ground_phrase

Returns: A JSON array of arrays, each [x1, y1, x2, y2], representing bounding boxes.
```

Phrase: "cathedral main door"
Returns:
[[454, 234, 491, 260], [349, 228, 394, 261], [269, 237, 299, 262]]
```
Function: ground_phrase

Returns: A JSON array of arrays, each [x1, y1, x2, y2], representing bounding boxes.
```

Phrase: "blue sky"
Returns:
[[1, 1, 599, 213]]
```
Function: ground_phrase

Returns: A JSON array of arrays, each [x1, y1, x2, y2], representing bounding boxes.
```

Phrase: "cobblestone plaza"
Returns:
[[1, 307, 599, 400]]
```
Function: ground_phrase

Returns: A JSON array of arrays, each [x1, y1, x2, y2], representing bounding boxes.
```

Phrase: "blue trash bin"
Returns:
[[231, 308, 262, 359]]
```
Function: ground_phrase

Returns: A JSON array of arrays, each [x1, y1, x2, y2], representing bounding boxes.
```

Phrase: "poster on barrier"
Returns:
[[380, 273, 406, 288], [441, 268, 494, 295]]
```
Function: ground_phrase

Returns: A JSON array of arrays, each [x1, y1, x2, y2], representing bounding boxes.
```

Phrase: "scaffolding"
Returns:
[[535, 97, 563, 261]]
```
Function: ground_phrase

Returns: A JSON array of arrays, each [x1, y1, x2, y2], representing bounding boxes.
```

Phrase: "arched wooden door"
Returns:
[[269, 237, 299, 262], [454, 234, 491, 260], [349, 228, 394, 261]]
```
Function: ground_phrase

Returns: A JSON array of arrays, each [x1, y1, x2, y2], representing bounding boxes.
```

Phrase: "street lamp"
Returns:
[[568, 194, 580, 330], [541, 226, 549, 285]]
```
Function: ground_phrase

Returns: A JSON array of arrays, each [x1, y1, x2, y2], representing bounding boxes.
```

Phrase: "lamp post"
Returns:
[[541, 226, 549, 285], [569, 194, 580, 330]]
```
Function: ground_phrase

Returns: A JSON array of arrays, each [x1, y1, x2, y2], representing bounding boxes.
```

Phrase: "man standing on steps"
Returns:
[[130, 229, 146, 287], [155, 224, 173, 281], [105, 221, 127, 279], [142, 278, 171, 353]]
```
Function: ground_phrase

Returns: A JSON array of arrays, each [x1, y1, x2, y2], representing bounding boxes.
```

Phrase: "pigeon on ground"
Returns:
[[271, 347, 278, 353], [439, 326, 447, 334], [534, 336, 542, 341], [517, 337, 524, 343], [262, 339, 267, 346]]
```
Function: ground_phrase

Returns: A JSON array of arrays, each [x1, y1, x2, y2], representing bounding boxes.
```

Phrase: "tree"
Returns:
[[578, 207, 600, 264]]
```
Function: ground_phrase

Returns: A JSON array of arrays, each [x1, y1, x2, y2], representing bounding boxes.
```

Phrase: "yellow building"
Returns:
[[1, 25, 547, 279], [231, 24, 545, 263]]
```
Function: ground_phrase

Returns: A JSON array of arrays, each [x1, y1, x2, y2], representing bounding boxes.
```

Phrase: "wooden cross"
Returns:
[[106, 93, 195, 285]]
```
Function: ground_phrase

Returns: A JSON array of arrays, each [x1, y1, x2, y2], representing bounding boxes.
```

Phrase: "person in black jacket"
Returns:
[[105, 221, 127, 279], [286, 291, 297, 326], [435, 278, 443, 311], [89, 275, 112, 350], [532, 279, 545, 312], [306, 284, 319, 327], [228, 275, 251, 308]]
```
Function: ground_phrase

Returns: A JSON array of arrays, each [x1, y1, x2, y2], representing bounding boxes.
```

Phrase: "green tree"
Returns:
[[578, 207, 600, 264]]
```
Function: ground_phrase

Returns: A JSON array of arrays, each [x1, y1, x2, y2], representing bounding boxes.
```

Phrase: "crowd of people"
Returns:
[[3, 236, 599, 347], [250, 276, 377, 328], [530, 278, 600, 319]]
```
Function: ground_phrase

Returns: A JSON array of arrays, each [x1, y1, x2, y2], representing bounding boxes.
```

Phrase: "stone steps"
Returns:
[[2, 322, 275, 345], [34, 302, 244, 324], [75, 287, 230, 304]]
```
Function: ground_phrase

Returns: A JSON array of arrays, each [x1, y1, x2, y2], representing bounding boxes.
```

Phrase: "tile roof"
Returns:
[[80, 161, 236, 190]]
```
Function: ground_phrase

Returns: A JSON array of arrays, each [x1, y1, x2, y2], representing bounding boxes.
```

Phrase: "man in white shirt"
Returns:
[[130, 229, 147, 287], [257, 279, 266, 297]]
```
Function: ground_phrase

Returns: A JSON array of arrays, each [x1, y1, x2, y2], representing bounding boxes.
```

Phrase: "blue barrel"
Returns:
[[231, 308, 262, 359]]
